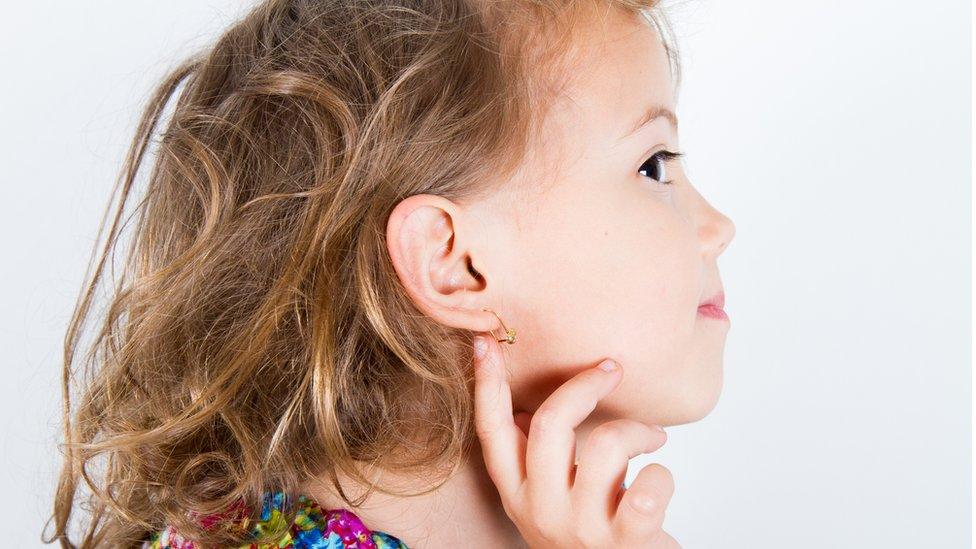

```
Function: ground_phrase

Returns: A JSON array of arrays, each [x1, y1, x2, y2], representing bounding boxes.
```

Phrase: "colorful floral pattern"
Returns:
[[143, 491, 409, 548]]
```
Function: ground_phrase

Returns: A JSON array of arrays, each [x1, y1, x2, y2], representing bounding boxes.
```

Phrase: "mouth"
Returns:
[[697, 290, 728, 321]]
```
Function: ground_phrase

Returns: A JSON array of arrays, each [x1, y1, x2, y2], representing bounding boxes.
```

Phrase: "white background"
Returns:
[[1, 1, 970, 547]]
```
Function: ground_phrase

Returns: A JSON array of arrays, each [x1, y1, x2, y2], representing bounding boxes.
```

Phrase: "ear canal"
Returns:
[[467, 257, 484, 283]]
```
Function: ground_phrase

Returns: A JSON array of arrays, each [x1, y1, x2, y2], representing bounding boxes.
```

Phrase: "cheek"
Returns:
[[512, 194, 700, 369], [602, 219, 700, 362]]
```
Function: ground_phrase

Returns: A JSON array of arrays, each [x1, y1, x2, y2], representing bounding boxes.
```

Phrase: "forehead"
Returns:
[[550, 7, 675, 139]]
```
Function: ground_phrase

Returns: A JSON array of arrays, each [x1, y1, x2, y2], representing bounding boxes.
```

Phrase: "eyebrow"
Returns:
[[621, 104, 679, 140]]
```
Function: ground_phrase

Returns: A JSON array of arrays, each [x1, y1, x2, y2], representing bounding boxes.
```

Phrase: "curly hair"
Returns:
[[44, 0, 679, 546]]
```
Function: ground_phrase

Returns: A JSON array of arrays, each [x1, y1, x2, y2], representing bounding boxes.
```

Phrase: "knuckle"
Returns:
[[587, 422, 625, 451], [529, 406, 558, 434], [627, 492, 659, 515]]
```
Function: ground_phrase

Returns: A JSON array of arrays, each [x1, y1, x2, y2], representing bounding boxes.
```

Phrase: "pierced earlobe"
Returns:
[[481, 307, 517, 344]]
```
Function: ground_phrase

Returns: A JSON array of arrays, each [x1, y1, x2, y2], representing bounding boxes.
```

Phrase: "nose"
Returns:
[[697, 196, 735, 259]]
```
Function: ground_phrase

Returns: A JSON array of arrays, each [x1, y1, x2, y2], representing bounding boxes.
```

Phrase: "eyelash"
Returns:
[[639, 149, 684, 185]]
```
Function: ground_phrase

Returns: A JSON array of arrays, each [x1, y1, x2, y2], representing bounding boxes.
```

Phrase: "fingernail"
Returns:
[[473, 335, 488, 360], [597, 359, 617, 372], [651, 424, 665, 433]]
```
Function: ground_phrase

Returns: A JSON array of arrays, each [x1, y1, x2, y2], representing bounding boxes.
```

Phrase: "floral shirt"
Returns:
[[143, 491, 409, 548]]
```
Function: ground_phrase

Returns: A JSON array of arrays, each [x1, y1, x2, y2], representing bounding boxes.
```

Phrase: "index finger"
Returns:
[[472, 333, 526, 499]]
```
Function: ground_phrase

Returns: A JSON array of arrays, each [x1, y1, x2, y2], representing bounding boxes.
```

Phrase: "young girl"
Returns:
[[46, 0, 734, 546]]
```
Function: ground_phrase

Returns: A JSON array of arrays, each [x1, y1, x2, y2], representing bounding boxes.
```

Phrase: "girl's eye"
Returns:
[[638, 149, 684, 185]]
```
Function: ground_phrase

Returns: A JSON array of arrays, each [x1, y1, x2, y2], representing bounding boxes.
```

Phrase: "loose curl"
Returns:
[[44, 0, 679, 546]]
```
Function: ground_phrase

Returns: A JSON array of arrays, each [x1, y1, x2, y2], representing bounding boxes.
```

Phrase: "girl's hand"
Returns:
[[471, 333, 680, 549]]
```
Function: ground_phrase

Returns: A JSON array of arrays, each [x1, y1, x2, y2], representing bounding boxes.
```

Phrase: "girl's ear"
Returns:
[[385, 194, 498, 333]]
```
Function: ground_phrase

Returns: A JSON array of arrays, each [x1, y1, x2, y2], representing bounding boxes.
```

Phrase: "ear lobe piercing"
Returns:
[[481, 307, 517, 344]]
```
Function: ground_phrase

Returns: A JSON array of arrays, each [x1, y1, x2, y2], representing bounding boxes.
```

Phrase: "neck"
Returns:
[[299, 440, 527, 548]]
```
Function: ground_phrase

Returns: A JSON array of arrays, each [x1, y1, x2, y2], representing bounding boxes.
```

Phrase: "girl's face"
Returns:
[[387, 7, 735, 429], [472, 8, 735, 427]]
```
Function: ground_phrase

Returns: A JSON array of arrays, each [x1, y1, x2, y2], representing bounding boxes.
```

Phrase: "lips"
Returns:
[[698, 291, 728, 321], [699, 290, 724, 310]]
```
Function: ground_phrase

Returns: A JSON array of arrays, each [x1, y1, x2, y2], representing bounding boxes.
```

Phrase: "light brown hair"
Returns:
[[45, 0, 679, 546]]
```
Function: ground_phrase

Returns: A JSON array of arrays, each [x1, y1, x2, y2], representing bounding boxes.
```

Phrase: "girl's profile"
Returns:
[[45, 0, 734, 547]]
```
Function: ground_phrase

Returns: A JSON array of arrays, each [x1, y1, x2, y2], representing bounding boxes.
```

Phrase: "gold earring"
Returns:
[[481, 307, 517, 344]]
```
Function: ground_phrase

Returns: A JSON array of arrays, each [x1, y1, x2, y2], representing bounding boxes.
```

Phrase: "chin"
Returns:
[[659, 360, 725, 427]]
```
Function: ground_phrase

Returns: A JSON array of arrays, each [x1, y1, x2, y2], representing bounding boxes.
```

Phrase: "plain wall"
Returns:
[[1, 1, 970, 547]]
